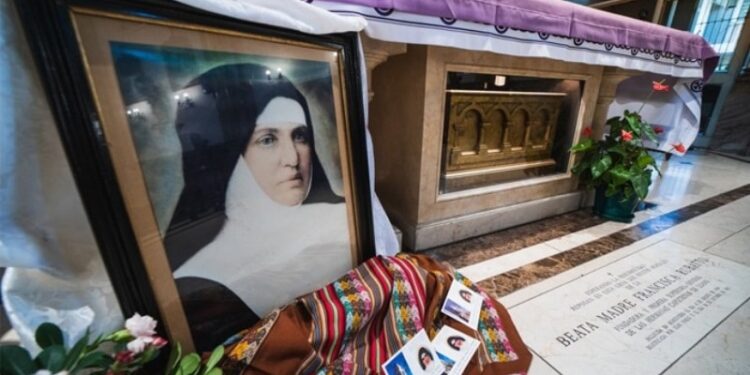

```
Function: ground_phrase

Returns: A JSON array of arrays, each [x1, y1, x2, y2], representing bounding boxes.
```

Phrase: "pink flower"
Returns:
[[652, 81, 670, 92], [125, 313, 157, 338], [114, 351, 134, 364], [653, 126, 664, 134], [126, 336, 154, 354], [582, 127, 593, 137], [672, 143, 686, 153], [621, 130, 633, 142]]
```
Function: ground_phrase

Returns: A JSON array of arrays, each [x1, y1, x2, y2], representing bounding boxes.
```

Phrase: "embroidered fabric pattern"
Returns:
[[386, 256, 427, 343], [226, 308, 281, 364], [455, 272, 519, 362], [219, 254, 532, 374]]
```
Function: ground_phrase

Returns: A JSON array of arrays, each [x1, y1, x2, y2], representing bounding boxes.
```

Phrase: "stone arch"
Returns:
[[485, 109, 506, 150], [454, 108, 481, 151], [507, 108, 529, 148], [530, 108, 551, 145]]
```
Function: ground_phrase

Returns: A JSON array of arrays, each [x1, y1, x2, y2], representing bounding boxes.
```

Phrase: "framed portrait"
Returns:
[[15, 0, 374, 352]]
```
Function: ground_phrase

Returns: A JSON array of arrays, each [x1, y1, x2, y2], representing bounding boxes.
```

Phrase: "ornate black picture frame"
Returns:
[[14, 0, 374, 352]]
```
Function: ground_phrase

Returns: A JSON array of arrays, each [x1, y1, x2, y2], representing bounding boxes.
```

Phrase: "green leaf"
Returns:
[[570, 137, 593, 152], [0, 345, 37, 375], [609, 165, 631, 187], [605, 116, 621, 127], [205, 368, 223, 375], [35, 345, 67, 372], [176, 353, 201, 375], [74, 351, 113, 371], [140, 345, 161, 365], [608, 144, 628, 158], [63, 331, 89, 370], [571, 159, 591, 175], [36, 322, 64, 349], [591, 154, 612, 179], [202, 346, 225, 374], [642, 124, 658, 142], [630, 173, 651, 200], [167, 342, 183, 375], [622, 185, 635, 200], [605, 183, 618, 197], [637, 152, 654, 169]]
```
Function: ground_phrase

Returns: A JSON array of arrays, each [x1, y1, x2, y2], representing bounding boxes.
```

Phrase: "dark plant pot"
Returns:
[[593, 186, 639, 223]]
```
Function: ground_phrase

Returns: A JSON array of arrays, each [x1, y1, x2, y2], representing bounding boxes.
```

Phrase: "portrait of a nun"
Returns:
[[162, 63, 352, 351]]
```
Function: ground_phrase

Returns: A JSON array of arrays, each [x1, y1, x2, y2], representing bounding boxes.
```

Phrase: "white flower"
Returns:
[[126, 336, 154, 354], [125, 313, 157, 338], [34, 371, 52, 375]]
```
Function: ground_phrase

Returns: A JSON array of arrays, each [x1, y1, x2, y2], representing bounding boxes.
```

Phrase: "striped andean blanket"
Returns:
[[219, 254, 531, 374]]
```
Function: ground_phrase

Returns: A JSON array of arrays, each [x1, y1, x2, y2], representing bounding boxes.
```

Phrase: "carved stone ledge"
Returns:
[[360, 34, 407, 101], [593, 67, 640, 137]]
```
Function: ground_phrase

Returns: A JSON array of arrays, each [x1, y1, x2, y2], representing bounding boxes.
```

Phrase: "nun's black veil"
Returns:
[[163, 63, 341, 351]]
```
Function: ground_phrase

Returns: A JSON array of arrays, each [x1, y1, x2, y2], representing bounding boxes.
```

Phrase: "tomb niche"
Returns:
[[443, 92, 563, 175]]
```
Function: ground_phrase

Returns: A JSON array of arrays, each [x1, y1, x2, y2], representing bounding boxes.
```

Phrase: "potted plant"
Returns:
[[570, 80, 676, 223]]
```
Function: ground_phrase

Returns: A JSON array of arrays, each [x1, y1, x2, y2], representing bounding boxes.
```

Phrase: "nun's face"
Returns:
[[244, 97, 312, 206]]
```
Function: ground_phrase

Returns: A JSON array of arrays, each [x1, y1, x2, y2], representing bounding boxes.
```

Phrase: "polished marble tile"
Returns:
[[662, 300, 750, 375], [546, 210, 656, 252], [500, 236, 667, 309], [424, 210, 604, 268], [479, 184, 750, 299], [458, 243, 560, 282], [691, 197, 750, 232], [706, 226, 750, 267], [509, 241, 750, 375], [648, 153, 750, 212], [659, 220, 736, 251], [528, 352, 561, 375]]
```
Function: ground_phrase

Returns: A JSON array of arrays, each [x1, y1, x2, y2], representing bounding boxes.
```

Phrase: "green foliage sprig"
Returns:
[[0, 314, 224, 375]]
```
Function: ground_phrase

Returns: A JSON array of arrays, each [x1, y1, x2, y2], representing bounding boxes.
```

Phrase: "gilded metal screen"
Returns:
[[440, 72, 582, 193]]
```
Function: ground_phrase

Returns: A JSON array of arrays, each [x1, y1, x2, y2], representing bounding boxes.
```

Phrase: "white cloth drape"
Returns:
[[0, 0, 123, 353], [176, 0, 705, 151], [309, 1, 706, 79], [606, 74, 703, 155]]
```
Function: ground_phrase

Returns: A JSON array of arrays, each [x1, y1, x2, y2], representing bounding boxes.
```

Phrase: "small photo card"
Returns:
[[382, 330, 445, 375], [441, 280, 482, 329], [432, 325, 480, 375]]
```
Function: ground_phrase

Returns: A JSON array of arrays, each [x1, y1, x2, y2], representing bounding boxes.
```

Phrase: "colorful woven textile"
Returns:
[[220, 254, 531, 374]]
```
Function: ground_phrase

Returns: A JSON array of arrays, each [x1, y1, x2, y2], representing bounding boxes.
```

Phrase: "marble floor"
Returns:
[[424, 151, 750, 374]]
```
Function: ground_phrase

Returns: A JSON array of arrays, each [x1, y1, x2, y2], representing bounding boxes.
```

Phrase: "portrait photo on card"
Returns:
[[432, 325, 480, 375], [442, 281, 483, 329], [382, 330, 445, 375], [443, 299, 471, 324]]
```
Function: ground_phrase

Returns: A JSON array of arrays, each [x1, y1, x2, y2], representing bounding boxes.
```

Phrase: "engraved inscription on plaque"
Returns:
[[444, 91, 564, 175]]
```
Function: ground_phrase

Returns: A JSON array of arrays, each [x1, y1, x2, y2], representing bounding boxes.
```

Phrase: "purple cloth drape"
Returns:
[[327, 0, 718, 78]]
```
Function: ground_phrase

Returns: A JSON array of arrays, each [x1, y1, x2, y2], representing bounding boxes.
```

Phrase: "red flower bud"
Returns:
[[653, 126, 664, 134], [582, 127, 593, 137], [672, 143, 686, 153], [152, 336, 168, 348], [652, 81, 670, 92], [621, 129, 633, 142], [115, 350, 134, 364]]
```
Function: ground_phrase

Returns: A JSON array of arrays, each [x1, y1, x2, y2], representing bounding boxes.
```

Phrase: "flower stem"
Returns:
[[637, 90, 654, 115]]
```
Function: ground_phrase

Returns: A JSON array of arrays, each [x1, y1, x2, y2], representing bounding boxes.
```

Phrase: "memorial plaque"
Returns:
[[510, 241, 750, 374]]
